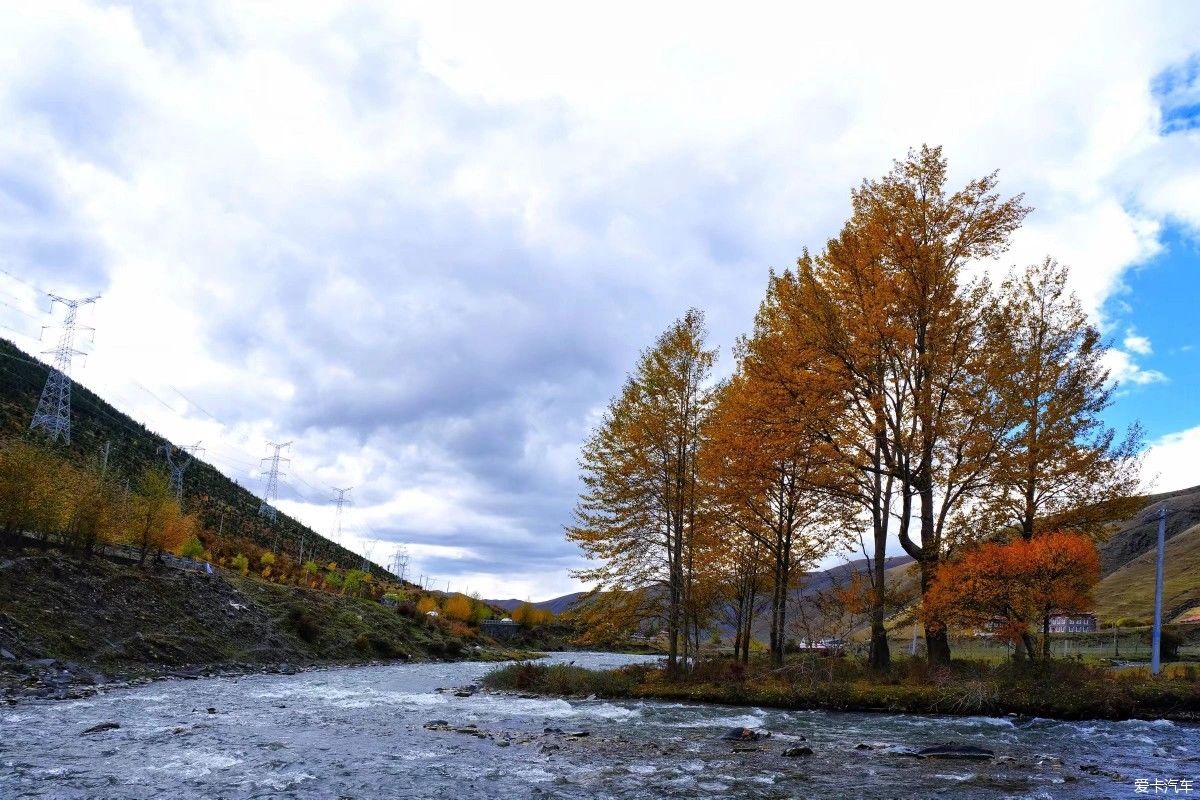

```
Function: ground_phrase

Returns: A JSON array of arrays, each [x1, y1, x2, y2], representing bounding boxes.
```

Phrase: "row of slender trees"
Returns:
[[0, 438, 198, 565], [567, 146, 1141, 670]]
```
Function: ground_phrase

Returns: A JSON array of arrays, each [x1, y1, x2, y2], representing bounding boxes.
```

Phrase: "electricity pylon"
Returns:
[[29, 294, 99, 444], [258, 441, 291, 522], [330, 486, 352, 545], [390, 547, 410, 582], [159, 440, 204, 503]]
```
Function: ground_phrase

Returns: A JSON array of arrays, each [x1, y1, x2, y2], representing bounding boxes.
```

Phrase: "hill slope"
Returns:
[[1098, 485, 1200, 575], [1096, 522, 1200, 624], [0, 552, 512, 703], [0, 337, 380, 575]]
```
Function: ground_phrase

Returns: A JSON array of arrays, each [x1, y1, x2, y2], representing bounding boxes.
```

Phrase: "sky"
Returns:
[[1, 2, 1199, 600]]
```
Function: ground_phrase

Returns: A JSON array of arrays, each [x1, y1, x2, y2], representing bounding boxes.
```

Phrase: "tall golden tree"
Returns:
[[853, 145, 1030, 665], [987, 257, 1143, 539], [778, 229, 907, 671], [0, 438, 71, 546], [567, 310, 716, 670], [131, 466, 181, 566]]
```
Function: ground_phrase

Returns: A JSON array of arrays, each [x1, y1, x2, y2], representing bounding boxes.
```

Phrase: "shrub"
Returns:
[[355, 632, 401, 658], [416, 596, 439, 615], [231, 553, 250, 576], [286, 607, 321, 643], [260, 552, 276, 567], [442, 594, 473, 621], [178, 535, 205, 559], [1160, 629, 1183, 662], [481, 663, 636, 696]]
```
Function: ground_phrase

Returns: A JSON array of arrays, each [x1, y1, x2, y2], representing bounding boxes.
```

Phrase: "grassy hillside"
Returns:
[[1098, 485, 1200, 575], [0, 337, 379, 576], [1095, 523, 1200, 624]]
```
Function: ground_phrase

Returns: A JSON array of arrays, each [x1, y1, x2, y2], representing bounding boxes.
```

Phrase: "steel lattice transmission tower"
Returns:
[[330, 486, 352, 545], [159, 441, 204, 503], [258, 441, 291, 522], [390, 546, 410, 583], [29, 294, 99, 444]]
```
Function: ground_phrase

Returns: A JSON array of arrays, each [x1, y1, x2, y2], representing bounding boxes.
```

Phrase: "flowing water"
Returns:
[[1, 652, 1195, 799]]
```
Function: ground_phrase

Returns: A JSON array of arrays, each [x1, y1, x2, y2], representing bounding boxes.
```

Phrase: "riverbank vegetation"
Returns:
[[566, 145, 1151, 673], [483, 654, 1200, 721]]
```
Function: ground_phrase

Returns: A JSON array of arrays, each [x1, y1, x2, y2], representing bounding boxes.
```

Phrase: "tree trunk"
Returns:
[[919, 557, 951, 666], [1020, 631, 1038, 662], [868, 503, 891, 670], [925, 625, 951, 666], [1042, 614, 1051, 661], [869, 612, 890, 672]]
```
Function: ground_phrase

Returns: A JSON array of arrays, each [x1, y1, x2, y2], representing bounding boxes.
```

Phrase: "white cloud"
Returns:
[[1124, 329, 1154, 355], [1103, 349, 1168, 386], [1142, 425, 1200, 493], [2, 2, 1200, 598]]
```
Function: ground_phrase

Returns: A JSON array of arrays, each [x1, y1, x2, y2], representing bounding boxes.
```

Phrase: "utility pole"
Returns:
[[330, 486, 352, 545], [29, 293, 99, 444], [258, 441, 291, 522], [1152, 504, 1166, 676]]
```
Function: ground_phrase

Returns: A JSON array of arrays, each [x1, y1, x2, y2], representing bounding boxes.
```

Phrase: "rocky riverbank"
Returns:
[[0, 551, 532, 704]]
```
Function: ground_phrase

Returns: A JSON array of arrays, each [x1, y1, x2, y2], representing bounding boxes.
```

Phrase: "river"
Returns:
[[1, 652, 1194, 798]]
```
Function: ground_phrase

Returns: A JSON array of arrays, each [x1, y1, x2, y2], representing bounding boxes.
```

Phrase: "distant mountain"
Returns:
[[485, 592, 587, 616]]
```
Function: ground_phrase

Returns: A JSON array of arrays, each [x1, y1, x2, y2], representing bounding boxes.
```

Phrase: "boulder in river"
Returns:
[[914, 744, 994, 760], [783, 746, 813, 757], [81, 722, 120, 735], [720, 727, 770, 741]]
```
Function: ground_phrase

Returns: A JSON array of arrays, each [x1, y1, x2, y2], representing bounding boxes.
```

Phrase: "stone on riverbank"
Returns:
[[720, 727, 769, 741]]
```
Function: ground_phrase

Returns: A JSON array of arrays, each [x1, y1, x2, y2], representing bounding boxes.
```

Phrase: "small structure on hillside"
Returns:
[[1048, 613, 1097, 634], [481, 618, 519, 640]]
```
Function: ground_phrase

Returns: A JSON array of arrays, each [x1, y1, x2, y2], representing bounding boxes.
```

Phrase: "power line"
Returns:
[[0, 266, 46, 295]]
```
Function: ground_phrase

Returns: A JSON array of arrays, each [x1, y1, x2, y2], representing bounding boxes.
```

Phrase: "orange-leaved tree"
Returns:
[[700, 359, 851, 666], [921, 531, 1099, 660]]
